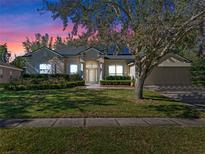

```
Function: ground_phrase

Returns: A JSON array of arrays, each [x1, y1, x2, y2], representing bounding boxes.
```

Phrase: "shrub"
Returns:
[[191, 57, 205, 86], [70, 74, 82, 81], [100, 80, 131, 86], [23, 74, 55, 79], [4, 83, 17, 90], [22, 74, 82, 81], [19, 74, 83, 86], [4, 81, 85, 91], [105, 76, 131, 80]]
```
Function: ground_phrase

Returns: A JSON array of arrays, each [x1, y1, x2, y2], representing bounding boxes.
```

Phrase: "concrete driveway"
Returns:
[[158, 86, 205, 111]]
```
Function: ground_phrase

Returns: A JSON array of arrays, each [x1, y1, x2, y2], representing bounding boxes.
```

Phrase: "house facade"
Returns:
[[0, 62, 23, 83], [23, 46, 192, 86]]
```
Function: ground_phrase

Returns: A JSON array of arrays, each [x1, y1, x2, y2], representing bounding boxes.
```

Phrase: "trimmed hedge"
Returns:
[[4, 81, 85, 91], [22, 74, 82, 81], [100, 80, 131, 86], [23, 74, 67, 79], [105, 76, 131, 80]]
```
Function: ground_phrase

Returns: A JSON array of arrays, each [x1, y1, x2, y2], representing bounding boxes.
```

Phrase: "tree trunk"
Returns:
[[135, 76, 146, 99]]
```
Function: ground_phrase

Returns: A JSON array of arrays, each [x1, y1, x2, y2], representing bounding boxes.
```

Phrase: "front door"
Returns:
[[85, 61, 98, 83], [86, 68, 97, 83]]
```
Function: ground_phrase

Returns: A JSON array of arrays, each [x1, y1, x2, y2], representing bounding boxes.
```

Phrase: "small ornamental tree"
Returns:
[[22, 33, 53, 52], [11, 56, 25, 68], [43, 0, 205, 99], [0, 44, 10, 63]]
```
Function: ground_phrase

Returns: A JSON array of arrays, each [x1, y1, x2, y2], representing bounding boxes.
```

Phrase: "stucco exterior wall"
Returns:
[[144, 66, 192, 86], [65, 56, 81, 74], [24, 49, 64, 74], [0, 66, 22, 83]]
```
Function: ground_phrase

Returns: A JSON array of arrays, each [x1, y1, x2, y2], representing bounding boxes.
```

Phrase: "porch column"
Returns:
[[99, 63, 103, 80], [98, 57, 104, 81], [80, 58, 85, 80]]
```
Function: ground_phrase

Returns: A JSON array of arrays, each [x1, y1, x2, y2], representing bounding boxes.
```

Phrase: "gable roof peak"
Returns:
[[22, 46, 63, 57]]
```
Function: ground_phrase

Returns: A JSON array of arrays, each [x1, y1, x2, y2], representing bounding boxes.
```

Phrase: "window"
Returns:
[[39, 64, 52, 74], [70, 64, 78, 74], [0, 68, 3, 78], [81, 63, 84, 71], [116, 65, 123, 76], [86, 63, 98, 69], [108, 65, 123, 76], [108, 65, 116, 76]]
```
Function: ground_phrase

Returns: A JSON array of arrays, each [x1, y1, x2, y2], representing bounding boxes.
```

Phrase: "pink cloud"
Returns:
[[0, 22, 86, 57]]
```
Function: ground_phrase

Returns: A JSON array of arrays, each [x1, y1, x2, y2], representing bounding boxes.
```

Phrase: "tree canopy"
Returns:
[[22, 33, 53, 52], [22, 32, 91, 51]]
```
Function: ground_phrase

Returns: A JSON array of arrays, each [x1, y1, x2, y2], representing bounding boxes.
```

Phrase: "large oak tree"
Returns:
[[43, 0, 205, 99]]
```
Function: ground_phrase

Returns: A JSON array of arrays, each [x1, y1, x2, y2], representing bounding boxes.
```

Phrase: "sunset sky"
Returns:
[[0, 0, 74, 57]]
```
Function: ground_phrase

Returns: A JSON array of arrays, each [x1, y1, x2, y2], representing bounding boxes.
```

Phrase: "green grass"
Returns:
[[0, 83, 8, 88], [0, 88, 203, 118], [0, 127, 205, 154]]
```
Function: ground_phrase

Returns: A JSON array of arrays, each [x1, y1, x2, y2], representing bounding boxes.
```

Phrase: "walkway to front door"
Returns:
[[86, 83, 101, 89]]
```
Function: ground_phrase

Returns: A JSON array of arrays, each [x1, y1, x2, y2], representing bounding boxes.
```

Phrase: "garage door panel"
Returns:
[[145, 67, 191, 86]]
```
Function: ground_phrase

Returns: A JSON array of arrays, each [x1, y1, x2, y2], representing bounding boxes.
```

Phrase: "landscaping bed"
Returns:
[[4, 81, 85, 91], [4, 74, 85, 90], [100, 80, 131, 86], [100, 76, 134, 86]]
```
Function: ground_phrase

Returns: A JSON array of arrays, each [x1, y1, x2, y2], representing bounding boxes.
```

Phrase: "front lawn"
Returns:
[[0, 88, 203, 119], [0, 127, 205, 154]]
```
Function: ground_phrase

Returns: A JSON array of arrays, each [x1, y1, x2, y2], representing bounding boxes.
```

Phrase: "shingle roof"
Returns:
[[0, 61, 23, 71], [105, 55, 134, 60], [22, 46, 134, 60], [22, 47, 63, 57], [55, 46, 91, 56]]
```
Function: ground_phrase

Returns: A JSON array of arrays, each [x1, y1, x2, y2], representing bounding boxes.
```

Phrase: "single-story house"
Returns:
[[22, 46, 192, 86], [0, 62, 23, 83]]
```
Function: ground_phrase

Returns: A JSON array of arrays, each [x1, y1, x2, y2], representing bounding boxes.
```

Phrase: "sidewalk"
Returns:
[[1, 118, 205, 128]]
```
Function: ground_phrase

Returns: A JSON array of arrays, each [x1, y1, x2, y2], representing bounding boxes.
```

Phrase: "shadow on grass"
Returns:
[[147, 104, 201, 119], [0, 88, 202, 119], [143, 91, 201, 118], [35, 90, 118, 113], [0, 89, 120, 118], [144, 94, 178, 102]]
